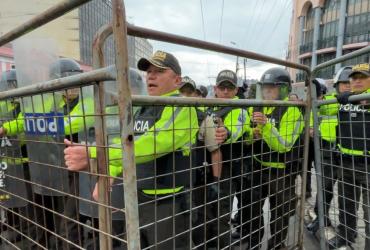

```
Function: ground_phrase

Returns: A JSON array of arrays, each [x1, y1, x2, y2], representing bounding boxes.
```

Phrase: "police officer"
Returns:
[[195, 85, 208, 98], [0, 69, 32, 246], [307, 67, 352, 233], [328, 63, 370, 249], [64, 51, 223, 249], [193, 69, 251, 248], [240, 68, 304, 249], [179, 76, 197, 97], [0, 58, 94, 248], [78, 68, 146, 249]]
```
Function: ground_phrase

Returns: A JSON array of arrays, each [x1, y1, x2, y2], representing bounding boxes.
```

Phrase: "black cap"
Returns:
[[180, 76, 196, 89], [216, 70, 237, 87], [196, 85, 208, 97], [349, 63, 370, 77], [137, 50, 181, 75]]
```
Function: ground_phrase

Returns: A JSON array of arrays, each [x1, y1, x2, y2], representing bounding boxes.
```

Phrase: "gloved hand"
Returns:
[[336, 91, 354, 105]]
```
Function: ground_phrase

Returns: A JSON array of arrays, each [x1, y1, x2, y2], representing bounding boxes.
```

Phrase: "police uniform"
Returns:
[[89, 89, 198, 249], [307, 67, 353, 233], [315, 93, 339, 220], [0, 70, 36, 247], [240, 68, 304, 249], [2, 59, 93, 248], [328, 79, 370, 249], [193, 100, 251, 248]]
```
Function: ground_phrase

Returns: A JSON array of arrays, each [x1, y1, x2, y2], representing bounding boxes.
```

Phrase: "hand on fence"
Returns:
[[92, 179, 114, 201], [64, 139, 89, 171], [252, 112, 267, 125], [336, 91, 354, 105], [215, 125, 228, 144], [93, 183, 98, 201]]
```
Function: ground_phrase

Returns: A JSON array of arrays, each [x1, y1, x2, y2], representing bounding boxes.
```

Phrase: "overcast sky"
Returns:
[[125, 0, 293, 85]]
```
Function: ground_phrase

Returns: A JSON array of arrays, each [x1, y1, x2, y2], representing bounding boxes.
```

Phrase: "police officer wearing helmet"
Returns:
[[64, 50, 221, 249], [307, 67, 352, 234], [240, 68, 304, 249], [0, 58, 93, 248], [0, 69, 33, 245], [328, 63, 370, 249]]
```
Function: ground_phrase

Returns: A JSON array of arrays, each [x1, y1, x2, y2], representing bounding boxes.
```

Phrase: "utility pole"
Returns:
[[243, 58, 247, 82]]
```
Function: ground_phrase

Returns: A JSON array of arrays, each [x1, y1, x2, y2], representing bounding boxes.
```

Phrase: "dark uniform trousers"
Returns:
[[138, 191, 190, 249], [193, 166, 235, 249], [80, 190, 190, 250], [192, 143, 244, 249], [337, 156, 370, 248], [240, 161, 299, 250], [314, 145, 339, 224]]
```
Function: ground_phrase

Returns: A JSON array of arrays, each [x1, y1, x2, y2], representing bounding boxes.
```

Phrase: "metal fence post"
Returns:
[[111, 0, 141, 249], [297, 75, 314, 250], [310, 82, 327, 250], [92, 23, 114, 250]]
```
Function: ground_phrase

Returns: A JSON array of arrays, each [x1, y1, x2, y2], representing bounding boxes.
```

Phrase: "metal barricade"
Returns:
[[0, 0, 315, 249], [309, 45, 370, 250]]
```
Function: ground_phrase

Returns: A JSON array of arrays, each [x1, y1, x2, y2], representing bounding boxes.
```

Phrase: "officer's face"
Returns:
[[262, 85, 280, 100], [350, 73, 370, 93], [179, 84, 196, 97], [338, 82, 351, 94], [146, 65, 181, 96], [64, 88, 80, 101], [214, 82, 237, 99]]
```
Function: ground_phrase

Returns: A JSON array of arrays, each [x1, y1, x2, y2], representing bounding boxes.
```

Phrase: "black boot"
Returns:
[[306, 218, 320, 234], [327, 236, 351, 249], [231, 227, 240, 239], [307, 217, 332, 234]]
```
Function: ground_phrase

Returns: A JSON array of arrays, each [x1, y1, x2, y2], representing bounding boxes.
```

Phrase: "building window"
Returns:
[[300, 5, 314, 54], [344, 0, 370, 44], [319, 0, 339, 49], [317, 53, 336, 79], [342, 49, 370, 65]]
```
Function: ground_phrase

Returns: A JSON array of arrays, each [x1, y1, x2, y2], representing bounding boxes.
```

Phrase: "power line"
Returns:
[[240, 0, 259, 48], [244, 0, 267, 49], [199, 0, 211, 84], [250, 0, 281, 51], [256, 0, 292, 52]]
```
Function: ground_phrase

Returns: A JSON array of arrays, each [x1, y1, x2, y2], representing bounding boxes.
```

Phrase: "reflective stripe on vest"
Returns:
[[142, 186, 183, 195], [338, 145, 369, 156], [253, 156, 286, 169]]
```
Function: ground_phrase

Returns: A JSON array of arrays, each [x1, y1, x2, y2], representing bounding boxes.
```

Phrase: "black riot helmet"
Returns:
[[259, 67, 292, 100], [312, 78, 327, 98], [49, 58, 83, 80], [333, 66, 352, 93], [129, 68, 146, 95], [0, 69, 17, 91]]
